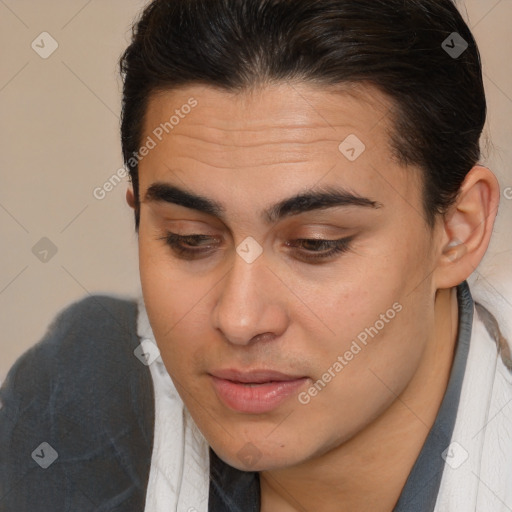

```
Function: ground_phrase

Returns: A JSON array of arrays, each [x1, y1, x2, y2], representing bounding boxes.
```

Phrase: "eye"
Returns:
[[285, 237, 353, 262], [157, 232, 353, 263], [158, 232, 220, 259]]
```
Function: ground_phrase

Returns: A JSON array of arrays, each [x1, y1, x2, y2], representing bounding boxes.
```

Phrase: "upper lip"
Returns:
[[209, 369, 306, 383]]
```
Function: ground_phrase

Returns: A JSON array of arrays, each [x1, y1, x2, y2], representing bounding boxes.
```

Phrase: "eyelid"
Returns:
[[161, 232, 220, 247], [158, 231, 354, 263], [286, 236, 354, 261]]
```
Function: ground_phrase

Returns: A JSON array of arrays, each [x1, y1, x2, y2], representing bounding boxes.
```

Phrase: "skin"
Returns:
[[127, 81, 499, 512]]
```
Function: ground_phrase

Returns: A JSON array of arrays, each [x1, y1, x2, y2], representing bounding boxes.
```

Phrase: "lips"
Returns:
[[210, 368, 305, 383], [209, 368, 308, 413]]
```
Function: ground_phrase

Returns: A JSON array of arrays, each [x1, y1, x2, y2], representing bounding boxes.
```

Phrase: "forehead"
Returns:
[[143, 81, 395, 149], [138, 81, 422, 224]]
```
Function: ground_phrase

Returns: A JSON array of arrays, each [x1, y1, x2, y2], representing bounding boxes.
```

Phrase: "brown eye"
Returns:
[[158, 232, 219, 259], [157, 232, 353, 263], [286, 237, 353, 262]]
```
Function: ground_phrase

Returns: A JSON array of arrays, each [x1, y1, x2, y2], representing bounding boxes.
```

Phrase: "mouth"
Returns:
[[209, 368, 309, 413]]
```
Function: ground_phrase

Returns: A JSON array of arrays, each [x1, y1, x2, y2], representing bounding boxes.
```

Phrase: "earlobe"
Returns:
[[434, 165, 500, 289], [126, 186, 136, 209]]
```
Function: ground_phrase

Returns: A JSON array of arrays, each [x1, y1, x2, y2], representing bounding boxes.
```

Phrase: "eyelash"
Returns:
[[157, 231, 353, 263]]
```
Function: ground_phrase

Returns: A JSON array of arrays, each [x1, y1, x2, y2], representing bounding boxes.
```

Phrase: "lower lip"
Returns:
[[210, 376, 308, 414]]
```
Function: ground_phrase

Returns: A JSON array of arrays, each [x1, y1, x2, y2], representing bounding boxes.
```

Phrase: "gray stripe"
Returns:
[[393, 281, 474, 512]]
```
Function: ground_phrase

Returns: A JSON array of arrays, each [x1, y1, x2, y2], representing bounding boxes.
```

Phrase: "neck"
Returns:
[[260, 287, 459, 512]]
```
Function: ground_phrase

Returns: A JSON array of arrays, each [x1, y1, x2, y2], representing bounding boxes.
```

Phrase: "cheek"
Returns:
[[138, 230, 187, 316], [138, 236, 211, 376], [300, 246, 429, 414], [299, 301, 426, 449]]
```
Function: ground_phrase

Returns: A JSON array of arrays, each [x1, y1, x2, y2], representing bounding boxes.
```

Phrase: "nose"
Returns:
[[212, 249, 288, 346]]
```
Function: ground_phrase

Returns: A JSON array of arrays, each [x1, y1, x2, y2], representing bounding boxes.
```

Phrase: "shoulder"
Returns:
[[2, 294, 142, 405], [0, 295, 155, 510], [39, 293, 139, 350]]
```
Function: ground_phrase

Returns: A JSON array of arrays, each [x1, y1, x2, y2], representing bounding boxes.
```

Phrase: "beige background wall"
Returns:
[[1, 0, 511, 382]]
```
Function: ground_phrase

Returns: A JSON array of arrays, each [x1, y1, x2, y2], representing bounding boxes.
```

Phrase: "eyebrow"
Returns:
[[144, 182, 382, 224]]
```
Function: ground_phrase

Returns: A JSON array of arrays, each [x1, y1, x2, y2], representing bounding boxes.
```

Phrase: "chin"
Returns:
[[208, 432, 313, 472]]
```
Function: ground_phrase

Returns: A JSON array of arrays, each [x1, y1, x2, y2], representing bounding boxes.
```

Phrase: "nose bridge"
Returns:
[[213, 248, 283, 345]]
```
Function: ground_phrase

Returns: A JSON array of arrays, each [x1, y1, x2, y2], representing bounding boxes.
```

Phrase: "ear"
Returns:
[[433, 165, 500, 289], [126, 185, 136, 209]]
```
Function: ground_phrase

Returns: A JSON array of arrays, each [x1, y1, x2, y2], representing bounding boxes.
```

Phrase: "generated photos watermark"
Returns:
[[298, 301, 403, 405], [93, 97, 198, 200]]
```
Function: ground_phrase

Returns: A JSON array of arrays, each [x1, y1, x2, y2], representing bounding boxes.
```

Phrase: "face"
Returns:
[[135, 82, 444, 471]]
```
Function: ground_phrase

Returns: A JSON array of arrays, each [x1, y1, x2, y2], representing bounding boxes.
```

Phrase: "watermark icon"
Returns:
[[441, 32, 468, 59], [338, 134, 366, 161], [504, 187, 512, 201], [134, 339, 161, 366], [31, 442, 58, 469], [31, 32, 59, 59], [442, 441, 468, 469], [32, 237, 58, 263], [298, 302, 403, 404], [236, 236, 263, 264], [237, 442, 263, 468]]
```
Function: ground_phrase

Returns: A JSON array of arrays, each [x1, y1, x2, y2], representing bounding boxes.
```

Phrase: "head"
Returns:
[[120, 0, 499, 471]]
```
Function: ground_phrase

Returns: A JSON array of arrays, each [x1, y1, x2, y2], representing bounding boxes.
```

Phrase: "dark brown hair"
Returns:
[[120, 0, 485, 229]]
